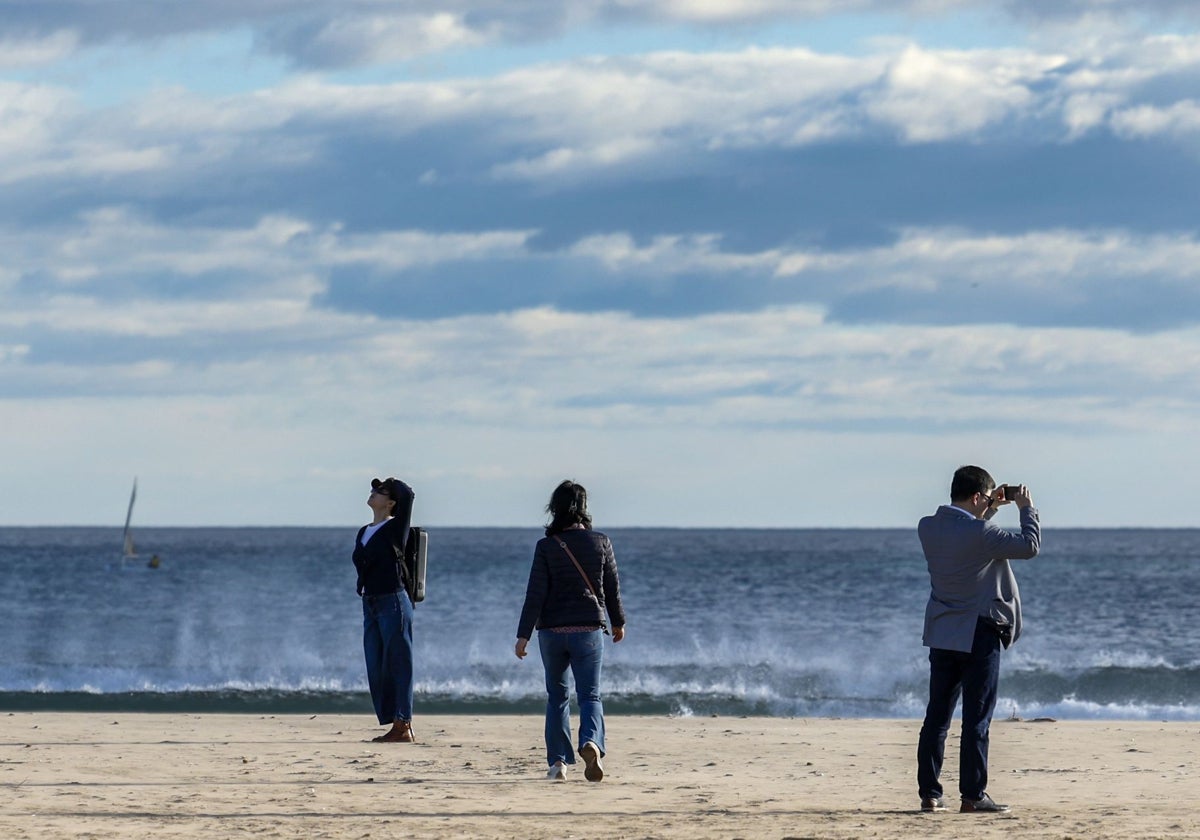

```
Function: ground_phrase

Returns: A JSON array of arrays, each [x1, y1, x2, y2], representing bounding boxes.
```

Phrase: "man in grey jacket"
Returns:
[[916, 465, 1040, 814]]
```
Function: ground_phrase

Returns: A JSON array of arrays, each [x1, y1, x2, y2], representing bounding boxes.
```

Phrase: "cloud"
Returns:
[[0, 343, 30, 363], [1111, 99, 1200, 138], [3, 35, 1199, 353], [258, 11, 491, 68], [0, 30, 79, 67], [863, 46, 1060, 142], [6, 35, 1200, 201], [4, 207, 1200, 394], [0, 81, 72, 155], [602, 0, 959, 24], [1002, 0, 1200, 23], [1, 0, 1196, 71], [0, 82, 184, 183], [6, 282, 1199, 442]]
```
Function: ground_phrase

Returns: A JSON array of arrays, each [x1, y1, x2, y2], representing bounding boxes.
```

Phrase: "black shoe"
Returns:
[[921, 796, 948, 812], [960, 793, 1010, 813]]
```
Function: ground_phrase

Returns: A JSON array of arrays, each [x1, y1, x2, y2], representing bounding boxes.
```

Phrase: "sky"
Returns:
[[2, 1, 1199, 528]]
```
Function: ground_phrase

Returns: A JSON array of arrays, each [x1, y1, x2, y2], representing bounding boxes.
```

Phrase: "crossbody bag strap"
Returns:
[[554, 537, 607, 633], [554, 537, 599, 599]]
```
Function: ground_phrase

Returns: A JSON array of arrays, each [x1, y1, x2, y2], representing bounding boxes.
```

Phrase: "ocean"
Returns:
[[1, 526, 1197, 719]]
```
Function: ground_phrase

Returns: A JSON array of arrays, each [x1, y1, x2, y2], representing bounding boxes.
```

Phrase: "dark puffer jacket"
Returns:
[[517, 527, 625, 639]]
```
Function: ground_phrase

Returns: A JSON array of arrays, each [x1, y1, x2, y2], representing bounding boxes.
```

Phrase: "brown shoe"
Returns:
[[960, 793, 1009, 813], [373, 721, 416, 743], [921, 796, 948, 812]]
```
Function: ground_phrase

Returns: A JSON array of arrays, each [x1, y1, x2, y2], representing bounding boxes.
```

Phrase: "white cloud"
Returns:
[[6, 294, 1199, 525], [4, 35, 1199, 187], [1061, 91, 1125, 137], [201, 302, 1200, 434], [320, 228, 535, 271], [6, 210, 1200, 345], [0, 0, 1195, 77], [0, 292, 331, 339], [1110, 99, 1200, 138], [276, 12, 491, 67], [631, 0, 880, 21], [490, 136, 661, 180], [0, 81, 72, 154], [863, 45, 1061, 142], [560, 226, 1200, 307], [3, 209, 1200, 435], [0, 343, 30, 362], [567, 232, 780, 275], [820, 228, 1200, 290], [0, 30, 79, 67], [0, 84, 183, 182], [20, 216, 498, 320]]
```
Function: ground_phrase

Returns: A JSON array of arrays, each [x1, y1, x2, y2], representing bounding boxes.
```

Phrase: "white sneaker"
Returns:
[[546, 762, 567, 781]]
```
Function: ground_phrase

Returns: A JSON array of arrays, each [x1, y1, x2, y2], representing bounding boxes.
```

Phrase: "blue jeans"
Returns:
[[538, 629, 605, 767], [917, 618, 1002, 801], [362, 591, 414, 725]]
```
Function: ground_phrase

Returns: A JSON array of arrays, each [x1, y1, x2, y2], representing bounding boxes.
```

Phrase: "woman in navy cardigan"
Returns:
[[353, 476, 416, 743], [515, 480, 626, 782]]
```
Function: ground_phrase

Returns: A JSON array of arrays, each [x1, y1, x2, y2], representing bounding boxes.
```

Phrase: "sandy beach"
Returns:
[[2, 713, 1197, 839]]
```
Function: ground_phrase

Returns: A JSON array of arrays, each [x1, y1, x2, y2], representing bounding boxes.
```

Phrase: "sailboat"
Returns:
[[122, 478, 138, 563], [121, 478, 160, 569]]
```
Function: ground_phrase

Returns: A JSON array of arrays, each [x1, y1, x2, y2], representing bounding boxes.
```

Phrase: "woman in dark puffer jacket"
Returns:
[[515, 480, 626, 782]]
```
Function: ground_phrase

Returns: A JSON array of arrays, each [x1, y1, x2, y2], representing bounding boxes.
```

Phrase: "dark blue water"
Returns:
[[1, 526, 1197, 718]]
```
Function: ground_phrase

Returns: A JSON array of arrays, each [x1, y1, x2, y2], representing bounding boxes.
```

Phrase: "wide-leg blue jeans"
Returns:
[[538, 629, 605, 767], [362, 591, 414, 725], [917, 618, 1002, 801]]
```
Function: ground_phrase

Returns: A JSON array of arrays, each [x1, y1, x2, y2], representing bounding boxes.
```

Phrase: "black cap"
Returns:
[[371, 477, 398, 500]]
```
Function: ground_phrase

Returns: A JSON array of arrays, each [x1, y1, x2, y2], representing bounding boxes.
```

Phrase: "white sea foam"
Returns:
[[1004, 696, 1200, 721]]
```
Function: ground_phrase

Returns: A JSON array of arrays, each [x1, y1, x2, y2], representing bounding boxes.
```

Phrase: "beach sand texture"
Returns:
[[2, 714, 1197, 839]]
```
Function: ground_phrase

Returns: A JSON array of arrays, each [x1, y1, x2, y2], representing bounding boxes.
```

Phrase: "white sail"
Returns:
[[122, 478, 138, 559]]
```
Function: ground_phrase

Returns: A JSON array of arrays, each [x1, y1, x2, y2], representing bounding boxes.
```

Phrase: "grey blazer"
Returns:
[[919, 504, 1041, 653]]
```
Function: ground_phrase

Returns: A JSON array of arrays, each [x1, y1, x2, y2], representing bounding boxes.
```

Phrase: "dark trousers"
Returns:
[[916, 618, 1002, 801], [362, 591, 414, 725]]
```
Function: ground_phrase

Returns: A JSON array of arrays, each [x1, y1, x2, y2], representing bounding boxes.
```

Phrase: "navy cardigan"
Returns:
[[352, 481, 415, 597]]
